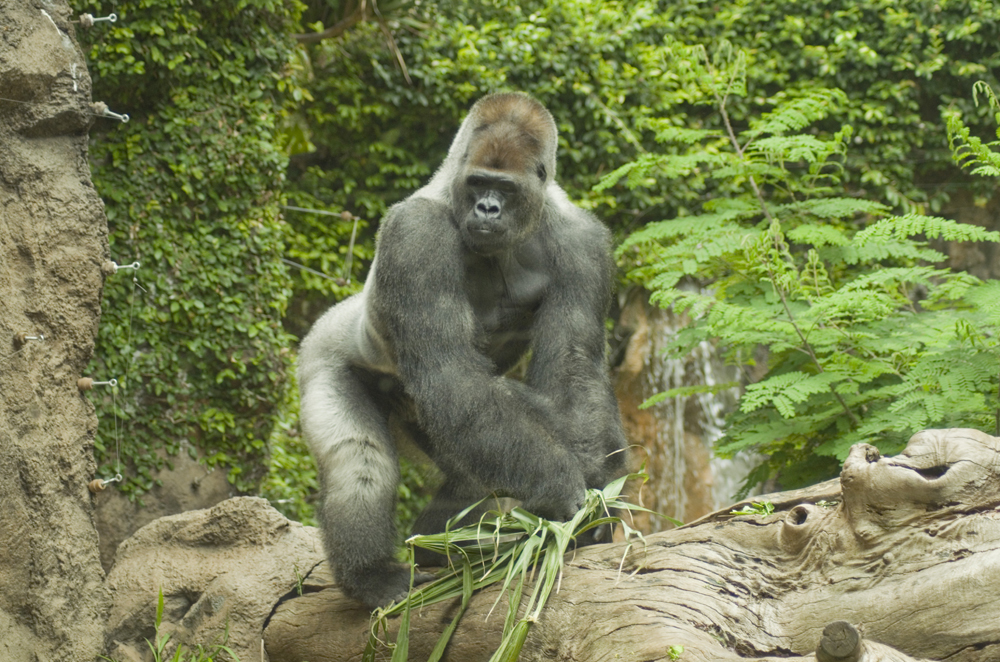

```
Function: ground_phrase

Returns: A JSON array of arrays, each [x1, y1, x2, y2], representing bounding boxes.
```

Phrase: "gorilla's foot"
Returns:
[[340, 561, 434, 610]]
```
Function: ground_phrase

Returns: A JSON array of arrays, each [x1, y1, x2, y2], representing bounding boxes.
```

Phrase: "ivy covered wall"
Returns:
[[73, 0, 301, 497]]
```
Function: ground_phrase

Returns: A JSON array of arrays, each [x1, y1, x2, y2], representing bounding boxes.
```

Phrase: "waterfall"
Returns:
[[615, 290, 756, 531]]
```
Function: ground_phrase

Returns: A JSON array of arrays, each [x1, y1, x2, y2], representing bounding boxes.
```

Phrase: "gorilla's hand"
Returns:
[[521, 450, 587, 521]]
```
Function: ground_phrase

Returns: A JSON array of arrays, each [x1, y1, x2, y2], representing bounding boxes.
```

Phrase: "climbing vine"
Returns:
[[74, 0, 302, 497]]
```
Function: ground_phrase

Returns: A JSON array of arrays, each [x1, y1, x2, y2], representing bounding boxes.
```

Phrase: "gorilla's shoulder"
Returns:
[[377, 197, 457, 247], [374, 196, 462, 276], [544, 195, 611, 250], [388, 195, 451, 219]]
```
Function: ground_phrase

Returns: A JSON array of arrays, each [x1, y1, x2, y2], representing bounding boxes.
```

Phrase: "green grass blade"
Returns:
[[391, 595, 411, 662], [369, 474, 655, 662], [427, 561, 474, 662], [490, 620, 532, 662], [362, 614, 386, 662]]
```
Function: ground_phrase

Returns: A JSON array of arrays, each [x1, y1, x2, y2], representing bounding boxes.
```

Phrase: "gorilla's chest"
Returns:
[[462, 250, 550, 364]]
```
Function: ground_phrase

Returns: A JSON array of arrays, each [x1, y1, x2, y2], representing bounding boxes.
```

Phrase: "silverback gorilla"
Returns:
[[298, 92, 628, 609]]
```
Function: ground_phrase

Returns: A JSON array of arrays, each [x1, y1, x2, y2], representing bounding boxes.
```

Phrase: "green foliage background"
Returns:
[[69, 0, 1000, 511], [288, 0, 1000, 259], [74, 0, 301, 496], [602, 45, 1000, 488], [285, 0, 1000, 494]]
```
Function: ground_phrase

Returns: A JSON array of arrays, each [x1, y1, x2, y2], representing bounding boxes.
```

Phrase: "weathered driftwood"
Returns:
[[264, 428, 1000, 662]]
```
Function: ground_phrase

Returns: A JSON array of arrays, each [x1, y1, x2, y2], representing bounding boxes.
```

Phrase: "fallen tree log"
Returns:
[[264, 428, 1000, 662]]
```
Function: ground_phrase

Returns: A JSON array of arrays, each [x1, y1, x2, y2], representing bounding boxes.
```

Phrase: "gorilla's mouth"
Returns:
[[463, 223, 509, 253], [466, 218, 507, 237]]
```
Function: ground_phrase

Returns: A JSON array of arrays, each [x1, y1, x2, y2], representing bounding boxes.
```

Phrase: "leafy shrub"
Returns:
[[655, 0, 1000, 213], [604, 47, 1000, 489]]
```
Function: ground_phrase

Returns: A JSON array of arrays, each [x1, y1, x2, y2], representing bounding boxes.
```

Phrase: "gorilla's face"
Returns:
[[452, 122, 549, 255]]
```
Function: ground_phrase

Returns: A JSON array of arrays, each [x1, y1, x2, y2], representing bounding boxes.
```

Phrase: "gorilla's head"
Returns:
[[450, 93, 558, 255]]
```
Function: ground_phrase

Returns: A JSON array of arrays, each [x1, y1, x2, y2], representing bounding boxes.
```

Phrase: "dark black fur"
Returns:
[[298, 93, 627, 609]]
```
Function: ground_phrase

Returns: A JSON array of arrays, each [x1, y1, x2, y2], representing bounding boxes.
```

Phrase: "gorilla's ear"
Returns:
[[536, 163, 547, 182]]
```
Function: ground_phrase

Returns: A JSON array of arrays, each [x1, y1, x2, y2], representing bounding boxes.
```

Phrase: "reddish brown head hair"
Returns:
[[465, 93, 556, 175]]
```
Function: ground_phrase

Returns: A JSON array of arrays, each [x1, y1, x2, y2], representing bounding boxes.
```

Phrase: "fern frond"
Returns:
[[785, 224, 849, 247], [945, 83, 1000, 175], [640, 381, 740, 409], [720, 403, 845, 455], [829, 239, 947, 265], [839, 265, 943, 291], [746, 88, 847, 137], [921, 270, 982, 307], [740, 371, 840, 416], [964, 280, 1000, 324], [615, 205, 756, 255], [646, 123, 722, 145], [776, 198, 889, 224], [748, 135, 841, 165], [807, 288, 898, 324], [823, 352, 897, 385], [855, 213, 1000, 245], [614, 66, 1000, 488], [595, 152, 731, 192]]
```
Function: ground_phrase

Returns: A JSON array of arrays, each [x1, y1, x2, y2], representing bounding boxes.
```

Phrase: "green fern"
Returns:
[[609, 54, 1000, 490], [946, 81, 1000, 177]]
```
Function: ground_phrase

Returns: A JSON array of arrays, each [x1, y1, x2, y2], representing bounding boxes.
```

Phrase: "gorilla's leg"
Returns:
[[302, 364, 412, 609]]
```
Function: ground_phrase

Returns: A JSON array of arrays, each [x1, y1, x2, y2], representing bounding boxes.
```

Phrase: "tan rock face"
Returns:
[[613, 288, 750, 529], [0, 1, 110, 660], [104, 497, 325, 662], [93, 444, 234, 572]]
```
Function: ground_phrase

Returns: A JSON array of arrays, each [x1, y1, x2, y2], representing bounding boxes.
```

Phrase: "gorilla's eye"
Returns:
[[536, 163, 547, 181]]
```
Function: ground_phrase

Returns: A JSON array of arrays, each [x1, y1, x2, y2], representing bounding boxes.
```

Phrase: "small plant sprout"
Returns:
[[730, 501, 775, 517]]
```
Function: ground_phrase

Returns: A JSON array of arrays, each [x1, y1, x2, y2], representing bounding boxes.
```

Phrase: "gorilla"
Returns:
[[298, 92, 628, 609]]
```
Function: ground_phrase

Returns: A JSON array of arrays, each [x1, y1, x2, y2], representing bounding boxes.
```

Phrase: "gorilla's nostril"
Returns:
[[476, 201, 501, 217]]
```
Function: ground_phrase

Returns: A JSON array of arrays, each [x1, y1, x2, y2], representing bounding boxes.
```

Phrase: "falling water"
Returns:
[[616, 291, 756, 532]]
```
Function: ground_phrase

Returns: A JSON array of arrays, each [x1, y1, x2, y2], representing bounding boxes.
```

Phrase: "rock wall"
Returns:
[[0, 1, 111, 660], [105, 497, 324, 662], [93, 445, 234, 572]]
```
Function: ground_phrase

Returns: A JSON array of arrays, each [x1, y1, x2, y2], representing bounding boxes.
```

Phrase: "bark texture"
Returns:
[[0, 1, 111, 661], [264, 428, 1000, 662]]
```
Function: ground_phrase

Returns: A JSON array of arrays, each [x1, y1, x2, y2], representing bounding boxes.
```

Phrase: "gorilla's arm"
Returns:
[[525, 209, 628, 486], [370, 198, 587, 519]]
